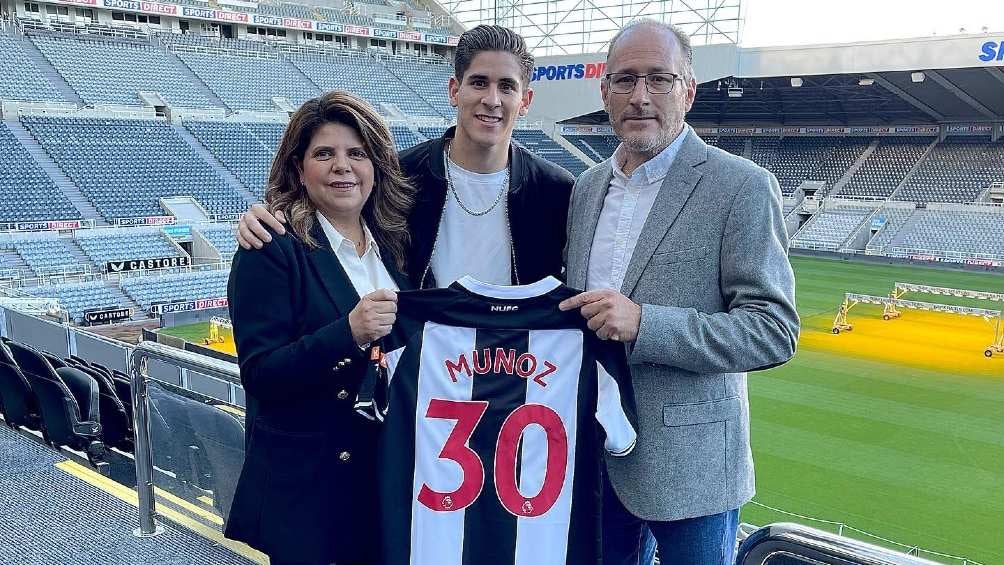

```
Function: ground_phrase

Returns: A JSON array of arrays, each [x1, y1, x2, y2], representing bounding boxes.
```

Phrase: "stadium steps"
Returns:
[[107, 280, 146, 319], [887, 137, 941, 201], [1, 250, 30, 277], [171, 124, 259, 207], [62, 236, 98, 271], [378, 59, 453, 119], [15, 33, 85, 105], [574, 138, 606, 162], [552, 131, 597, 168], [4, 120, 107, 225], [0, 424, 257, 565], [829, 139, 879, 196], [161, 47, 231, 111]]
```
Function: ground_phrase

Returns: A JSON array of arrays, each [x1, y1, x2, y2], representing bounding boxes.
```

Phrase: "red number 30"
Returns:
[[418, 399, 568, 518]]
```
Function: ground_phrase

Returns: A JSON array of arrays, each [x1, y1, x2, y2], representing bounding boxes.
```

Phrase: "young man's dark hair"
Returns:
[[454, 24, 535, 87]]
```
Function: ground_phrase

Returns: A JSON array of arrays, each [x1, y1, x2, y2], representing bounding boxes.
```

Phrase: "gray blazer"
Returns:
[[565, 129, 800, 521]]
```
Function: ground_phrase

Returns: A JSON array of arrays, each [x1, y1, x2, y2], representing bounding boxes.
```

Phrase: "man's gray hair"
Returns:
[[606, 19, 694, 82]]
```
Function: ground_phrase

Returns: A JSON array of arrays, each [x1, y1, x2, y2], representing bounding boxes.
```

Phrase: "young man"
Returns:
[[237, 25, 574, 289]]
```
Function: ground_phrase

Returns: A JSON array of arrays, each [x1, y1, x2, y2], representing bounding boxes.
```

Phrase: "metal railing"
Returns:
[[129, 340, 241, 537], [736, 522, 959, 564]]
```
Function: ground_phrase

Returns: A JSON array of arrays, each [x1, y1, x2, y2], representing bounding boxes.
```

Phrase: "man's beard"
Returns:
[[618, 126, 674, 156]]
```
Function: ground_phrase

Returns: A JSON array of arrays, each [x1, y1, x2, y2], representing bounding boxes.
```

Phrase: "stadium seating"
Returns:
[[168, 44, 320, 112], [390, 126, 423, 150], [0, 343, 42, 431], [750, 136, 871, 196], [241, 121, 286, 152], [120, 270, 229, 312], [379, 55, 456, 117], [895, 137, 1004, 203], [885, 207, 1004, 258], [21, 281, 130, 323], [184, 120, 274, 199], [839, 137, 931, 198], [703, 135, 746, 157], [0, 123, 80, 222], [29, 33, 213, 108], [75, 229, 184, 268], [7, 341, 103, 459], [512, 129, 587, 175], [564, 135, 619, 161], [864, 205, 915, 253], [791, 202, 876, 250], [20, 115, 245, 220], [0, 30, 64, 102], [196, 224, 239, 257], [287, 50, 442, 117], [10, 235, 89, 276]]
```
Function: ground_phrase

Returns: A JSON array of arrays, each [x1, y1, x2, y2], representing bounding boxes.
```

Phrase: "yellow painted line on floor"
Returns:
[[55, 461, 267, 564], [215, 404, 246, 417], [198, 495, 215, 506], [154, 486, 223, 526]]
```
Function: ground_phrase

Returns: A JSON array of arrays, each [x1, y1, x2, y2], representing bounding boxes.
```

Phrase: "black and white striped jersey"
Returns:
[[356, 276, 637, 565]]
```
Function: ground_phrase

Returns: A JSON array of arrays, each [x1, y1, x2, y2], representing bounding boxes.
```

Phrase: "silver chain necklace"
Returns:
[[445, 142, 510, 217]]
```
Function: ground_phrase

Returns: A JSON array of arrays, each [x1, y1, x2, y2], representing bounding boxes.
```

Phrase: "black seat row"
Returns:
[[0, 337, 134, 462]]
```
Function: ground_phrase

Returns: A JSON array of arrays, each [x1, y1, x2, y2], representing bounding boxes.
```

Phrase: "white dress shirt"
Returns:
[[430, 154, 512, 287], [586, 125, 691, 292], [316, 211, 399, 296]]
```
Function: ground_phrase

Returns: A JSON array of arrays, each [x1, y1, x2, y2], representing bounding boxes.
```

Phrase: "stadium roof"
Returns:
[[533, 33, 1004, 125]]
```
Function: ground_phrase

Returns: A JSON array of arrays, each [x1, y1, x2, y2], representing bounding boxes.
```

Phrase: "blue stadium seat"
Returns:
[[0, 123, 80, 222], [20, 115, 245, 220]]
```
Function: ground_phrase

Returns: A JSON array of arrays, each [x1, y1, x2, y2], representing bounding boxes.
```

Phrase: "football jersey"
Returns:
[[355, 276, 637, 565]]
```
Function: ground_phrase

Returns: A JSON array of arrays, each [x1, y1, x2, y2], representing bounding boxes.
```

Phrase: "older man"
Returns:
[[559, 20, 800, 565]]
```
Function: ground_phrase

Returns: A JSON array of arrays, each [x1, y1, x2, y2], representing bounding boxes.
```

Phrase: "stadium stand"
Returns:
[[9, 234, 89, 276], [21, 281, 130, 323], [0, 122, 80, 222], [20, 115, 245, 220], [167, 42, 320, 111], [287, 50, 442, 117], [379, 55, 456, 117], [894, 137, 1004, 203], [241, 121, 286, 152], [885, 206, 1004, 258], [791, 201, 877, 250], [763, 137, 872, 195], [184, 120, 274, 199], [838, 137, 932, 198], [28, 32, 214, 107], [120, 270, 229, 312], [418, 126, 448, 140], [0, 29, 64, 102], [390, 126, 424, 150], [512, 129, 588, 175], [703, 135, 746, 157], [196, 224, 239, 257], [564, 134, 620, 161], [75, 229, 185, 268], [864, 204, 916, 253]]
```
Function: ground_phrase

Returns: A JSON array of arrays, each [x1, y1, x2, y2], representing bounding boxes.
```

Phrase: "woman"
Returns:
[[225, 91, 413, 565]]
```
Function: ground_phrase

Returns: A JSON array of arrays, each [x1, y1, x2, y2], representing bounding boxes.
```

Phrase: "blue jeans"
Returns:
[[602, 472, 740, 565]]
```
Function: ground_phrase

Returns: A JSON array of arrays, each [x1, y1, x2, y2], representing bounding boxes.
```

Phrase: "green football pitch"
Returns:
[[742, 255, 1004, 563]]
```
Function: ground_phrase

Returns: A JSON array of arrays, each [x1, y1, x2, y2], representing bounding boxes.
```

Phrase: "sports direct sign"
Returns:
[[531, 62, 606, 82]]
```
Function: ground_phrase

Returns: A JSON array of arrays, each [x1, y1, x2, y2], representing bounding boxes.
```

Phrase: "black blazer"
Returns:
[[225, 222, 409, 564]]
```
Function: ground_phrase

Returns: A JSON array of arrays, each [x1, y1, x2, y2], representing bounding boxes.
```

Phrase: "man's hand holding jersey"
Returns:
[[560, 289, 641, 343]]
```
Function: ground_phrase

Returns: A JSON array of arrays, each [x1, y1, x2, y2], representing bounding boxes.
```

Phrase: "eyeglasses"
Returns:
[[604, 72, 682, 94]]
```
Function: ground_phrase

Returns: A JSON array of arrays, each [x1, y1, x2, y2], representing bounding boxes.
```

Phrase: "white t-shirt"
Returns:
[[430, 155, 512, 287]]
